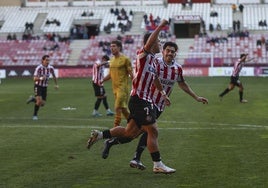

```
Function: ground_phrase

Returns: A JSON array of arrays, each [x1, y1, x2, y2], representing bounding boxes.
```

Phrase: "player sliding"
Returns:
[[219, 53, 254, 103]]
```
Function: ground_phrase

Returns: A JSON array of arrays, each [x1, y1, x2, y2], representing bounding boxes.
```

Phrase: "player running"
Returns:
[[26, 55, 58, 120], [219, 53, 253, 103], [102, 41, 209, 170]]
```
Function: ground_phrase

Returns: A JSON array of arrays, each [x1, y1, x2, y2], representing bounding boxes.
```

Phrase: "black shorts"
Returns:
[[92, 82, 106, 97], [128, 95, 156, 128], [34, 85, 47, 101], [230, 76, 241, 86]]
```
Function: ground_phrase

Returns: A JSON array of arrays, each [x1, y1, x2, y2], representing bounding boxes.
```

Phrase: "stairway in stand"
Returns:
[[33, 13, 48, 35], [129, 11, 145, 35], [68, 40, 89, 65]]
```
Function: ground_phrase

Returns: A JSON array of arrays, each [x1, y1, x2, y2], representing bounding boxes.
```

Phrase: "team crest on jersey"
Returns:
[[148, 66, 156, 74]]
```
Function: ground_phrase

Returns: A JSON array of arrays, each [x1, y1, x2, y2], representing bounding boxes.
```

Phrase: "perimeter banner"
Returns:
[[183, 67, 209, 76], [208, 67, 254, 76], [0, 69, 6, 78], [254, 67, 268, 76]]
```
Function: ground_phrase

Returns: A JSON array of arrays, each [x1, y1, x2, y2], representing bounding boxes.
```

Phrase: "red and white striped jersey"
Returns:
[[92, 60, 105, 86], [232, 59, 244, 77], [130, 49, 157, 103], [34, 64, 55, 87], [150, 57, 184, 111]]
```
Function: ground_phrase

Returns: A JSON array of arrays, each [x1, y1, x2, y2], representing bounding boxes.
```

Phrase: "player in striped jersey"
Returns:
[[219, 53, 252, 103], [26, 55, 58, 120], [129, 41, 208, 170], [101, 41, 208, 170], [91, 55, 114, 117], [87, 20, 176, 174]]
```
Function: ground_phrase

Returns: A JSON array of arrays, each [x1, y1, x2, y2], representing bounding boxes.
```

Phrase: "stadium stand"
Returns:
[[0, 39, 71, 66], [78, 34, 176, 65], [188, 33, 268, 66], [0, 1, 268, 68]]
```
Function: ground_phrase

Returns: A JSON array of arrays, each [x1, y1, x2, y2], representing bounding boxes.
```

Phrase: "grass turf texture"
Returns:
[[0, 77, 267, 188]]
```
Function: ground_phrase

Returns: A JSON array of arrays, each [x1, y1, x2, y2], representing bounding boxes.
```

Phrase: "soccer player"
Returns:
[[102, 41, 209, 170], [26, 55, 58, 120], [87, 19, 176, 174], [91, 55, 114, 117], [102, 40, 133, 127], [219, 53, 252, 103]]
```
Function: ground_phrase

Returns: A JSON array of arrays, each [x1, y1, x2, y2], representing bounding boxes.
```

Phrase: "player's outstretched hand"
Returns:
[[197, 97, 208, 104]]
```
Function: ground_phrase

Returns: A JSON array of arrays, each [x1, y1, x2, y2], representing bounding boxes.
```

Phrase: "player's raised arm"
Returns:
[[144, 19, 169, 52]]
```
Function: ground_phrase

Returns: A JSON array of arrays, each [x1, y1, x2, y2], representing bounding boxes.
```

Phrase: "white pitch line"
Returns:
[[0, 125, 108, 129], [1, 117, 267, 127], [0, 117, 267, 129], [0, 124, 267, 130]]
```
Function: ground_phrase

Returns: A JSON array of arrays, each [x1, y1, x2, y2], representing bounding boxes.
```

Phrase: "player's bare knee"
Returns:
[[36, 101, 42, 106]]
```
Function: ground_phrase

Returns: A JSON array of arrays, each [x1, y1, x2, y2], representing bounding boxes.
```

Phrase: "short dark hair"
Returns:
[[102, 55, 110, 61], [240, 53, 248, 59], [111, 40, 122, 51], [42, 55, 49, 61], [163, 41, 178, 52]]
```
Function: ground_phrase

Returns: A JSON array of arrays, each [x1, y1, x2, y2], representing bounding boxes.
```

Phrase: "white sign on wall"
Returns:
[[0, 69, 6, 84], [0, 69, 6, 78], [209, 67, 254, 76]]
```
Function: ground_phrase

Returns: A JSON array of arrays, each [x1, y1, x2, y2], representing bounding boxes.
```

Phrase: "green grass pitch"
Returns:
[[0, 77, 267, 188]]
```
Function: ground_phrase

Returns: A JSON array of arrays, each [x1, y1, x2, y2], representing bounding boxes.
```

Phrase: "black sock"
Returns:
[[94, 98, 102, 110], [133, 132, 147, 161], [109, 138, 120, 145], [219, 88, 230, 97], [151, 151, 161, 162], [102, 97, 109, 109], [239, 91, 243, 101], [117, 137, 132, 144], [33, 105, 39, 116], [106, 137, 132, 147], [103, 130, 112, 139]]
